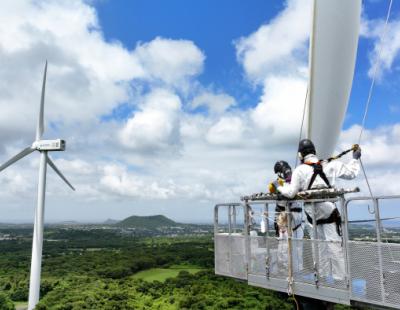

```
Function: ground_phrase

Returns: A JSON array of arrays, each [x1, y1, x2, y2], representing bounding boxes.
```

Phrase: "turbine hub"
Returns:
[[32, 139, 65, 151]]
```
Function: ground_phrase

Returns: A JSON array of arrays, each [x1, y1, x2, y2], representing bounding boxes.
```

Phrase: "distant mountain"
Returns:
[[115, 215, 180, 229], [103, 218, 119, 225]]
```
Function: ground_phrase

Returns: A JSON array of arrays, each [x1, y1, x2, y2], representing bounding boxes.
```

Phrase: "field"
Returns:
[[132, 265, 204, 282]]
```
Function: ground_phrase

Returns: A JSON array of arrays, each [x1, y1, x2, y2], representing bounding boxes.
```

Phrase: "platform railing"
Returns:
[[214, 203, 248, 280], [214, 195, 400, 308], [345, 195, 400, 308]]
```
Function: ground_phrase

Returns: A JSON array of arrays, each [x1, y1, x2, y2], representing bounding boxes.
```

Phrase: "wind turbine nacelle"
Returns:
[[33, 139, 65, 151]]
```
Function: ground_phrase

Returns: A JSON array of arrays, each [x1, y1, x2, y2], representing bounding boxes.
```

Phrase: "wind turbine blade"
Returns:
[[36, 61, 47, 141], [0, 147, 35, 173], [47, 156, 75, 191]]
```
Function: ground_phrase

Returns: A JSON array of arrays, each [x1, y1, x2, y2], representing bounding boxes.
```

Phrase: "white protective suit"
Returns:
[[275, 201, 304, 273], [277, 154, 360, 280]]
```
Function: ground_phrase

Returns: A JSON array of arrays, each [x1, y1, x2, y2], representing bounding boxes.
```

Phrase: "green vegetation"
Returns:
[[0, 225, 293, 309], [116, 215, 179, 228], [132, 265, 204, 282], [0, 292, 14, 310]]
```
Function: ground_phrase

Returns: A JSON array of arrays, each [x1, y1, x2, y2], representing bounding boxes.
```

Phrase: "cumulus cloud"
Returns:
[[340, 124, 400, 167], [336, 123, 400, 196], [100, 164, 174, 199], [206, 116, 246, 146], [1, 0, 398, 223], [362, 12, 400, 79], [133, 37, 205, 88], [118, 89, 182, 153], [0, 0, 144, 148], [190, 91, 236, 115], [234, 0, 310, 147], [235, 0, 311, 83], [250, 76, 306, 143]]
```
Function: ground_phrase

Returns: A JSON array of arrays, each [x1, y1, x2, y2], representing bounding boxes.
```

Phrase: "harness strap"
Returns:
[[292, 223, 302, 232], [275, 206, 302, 213], [274, 219, 302, 236], [305, 208, 342, 236], [305, 162, 331, 190]]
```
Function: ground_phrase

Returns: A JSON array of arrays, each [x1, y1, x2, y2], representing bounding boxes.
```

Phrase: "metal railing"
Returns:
[[214, 195, 400, 309]]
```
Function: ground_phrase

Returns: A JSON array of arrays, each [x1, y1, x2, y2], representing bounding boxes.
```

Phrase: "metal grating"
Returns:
[[215, 234, 230, 275], [381, 243, 400, 306], [230, 235, 247, 279], [249, 236, 266, 275], [292, 239, 315, 285], [215, 196, 400, 309], [215, 234, 247, 280], [349, 241, 400, 307]]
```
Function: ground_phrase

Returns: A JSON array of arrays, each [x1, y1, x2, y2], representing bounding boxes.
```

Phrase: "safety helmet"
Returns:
[[274, 160, 292, 180], [298, 139, 316, 158]]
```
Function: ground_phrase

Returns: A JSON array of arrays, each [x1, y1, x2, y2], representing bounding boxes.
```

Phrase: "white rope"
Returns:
[[358, 0, 393, 144], [356, 0, 395, 263], [295, 87, 308, 168], [357, 0, 393, 200]]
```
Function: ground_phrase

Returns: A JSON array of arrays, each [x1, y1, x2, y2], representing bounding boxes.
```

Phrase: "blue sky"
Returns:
[[1, 0, 400, 223], [93, 0, 400, 128]]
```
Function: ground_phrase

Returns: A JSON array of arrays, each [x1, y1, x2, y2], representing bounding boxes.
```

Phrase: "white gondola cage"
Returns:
[[214, 0, 399, 308], [214, 192, 400, 309]]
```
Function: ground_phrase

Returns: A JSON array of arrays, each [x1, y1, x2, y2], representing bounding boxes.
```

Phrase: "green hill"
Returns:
[[116, 215, 179, 229]]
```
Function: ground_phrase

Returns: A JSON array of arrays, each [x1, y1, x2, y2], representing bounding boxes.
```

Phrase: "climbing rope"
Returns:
[[356, 0, 395, 262], [358, 0, 393, 144], [357, 0, 393, 202], [295, 87, 308, 168], [285, 209, 299, 310]]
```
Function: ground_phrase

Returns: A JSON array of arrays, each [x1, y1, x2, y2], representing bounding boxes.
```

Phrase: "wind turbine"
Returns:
[[0, 61, 75, 310]]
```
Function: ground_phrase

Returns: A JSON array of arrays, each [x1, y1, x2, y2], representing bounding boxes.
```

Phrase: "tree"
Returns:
[[0, 292, 15, 310]]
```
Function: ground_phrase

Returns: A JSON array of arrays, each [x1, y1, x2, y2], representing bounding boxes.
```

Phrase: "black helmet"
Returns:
[[274, 160, 292, 180], [274, 160, 290, 174], [298, 139, 316, 158]]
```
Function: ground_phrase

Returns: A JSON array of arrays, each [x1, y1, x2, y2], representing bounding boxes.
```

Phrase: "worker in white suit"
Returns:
[[271, 160, 304, 273], [277, 139, 360, 280]]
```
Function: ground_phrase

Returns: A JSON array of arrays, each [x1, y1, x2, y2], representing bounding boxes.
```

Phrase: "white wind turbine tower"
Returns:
[[0, 61, 75, 310]]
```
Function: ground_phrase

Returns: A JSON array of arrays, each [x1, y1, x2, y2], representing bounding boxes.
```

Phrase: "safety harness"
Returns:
[[303, 159, 344, 236], [305, 144, 360, 190], [304, 161, 331, 190], [305, 208, 342, 236]]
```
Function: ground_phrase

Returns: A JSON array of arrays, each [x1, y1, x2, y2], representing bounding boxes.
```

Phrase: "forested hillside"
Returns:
[[0, 226, 294, 309], [116, 215, 179, 228]]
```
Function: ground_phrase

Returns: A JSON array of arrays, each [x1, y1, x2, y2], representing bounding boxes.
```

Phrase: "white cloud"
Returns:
[[100, 164, 174, 199], [235, 0, 311, 83], [206, 116, 246, 146], [190, 91, 236, 115], [250, 76, 307, 143], [1, 0, 399, 224], [118, 89, 182, 153], [0, 0, 144, 147], [133, 37, 205, 88], [335, 123, 400, 197], [362, 14, 400, 79], [339, 124, 400, 167]]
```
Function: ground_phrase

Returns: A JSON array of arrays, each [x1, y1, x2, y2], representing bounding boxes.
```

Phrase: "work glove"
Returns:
[[268, 182, 276, 193], [268, 179, 284, 193], [352, 145, 361, 160]]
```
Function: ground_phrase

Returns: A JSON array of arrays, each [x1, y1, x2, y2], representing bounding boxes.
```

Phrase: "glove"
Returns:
[[268, 178, 284, 193], [353, 146, 361, 159], [268, 182, 276, 193]]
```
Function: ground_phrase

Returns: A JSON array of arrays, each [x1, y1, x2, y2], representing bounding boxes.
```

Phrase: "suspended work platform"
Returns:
[[214, 190, 400, 309]]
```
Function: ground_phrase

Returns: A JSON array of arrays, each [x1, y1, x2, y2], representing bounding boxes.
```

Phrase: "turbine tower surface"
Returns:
[[0, 61, 75, 310]]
